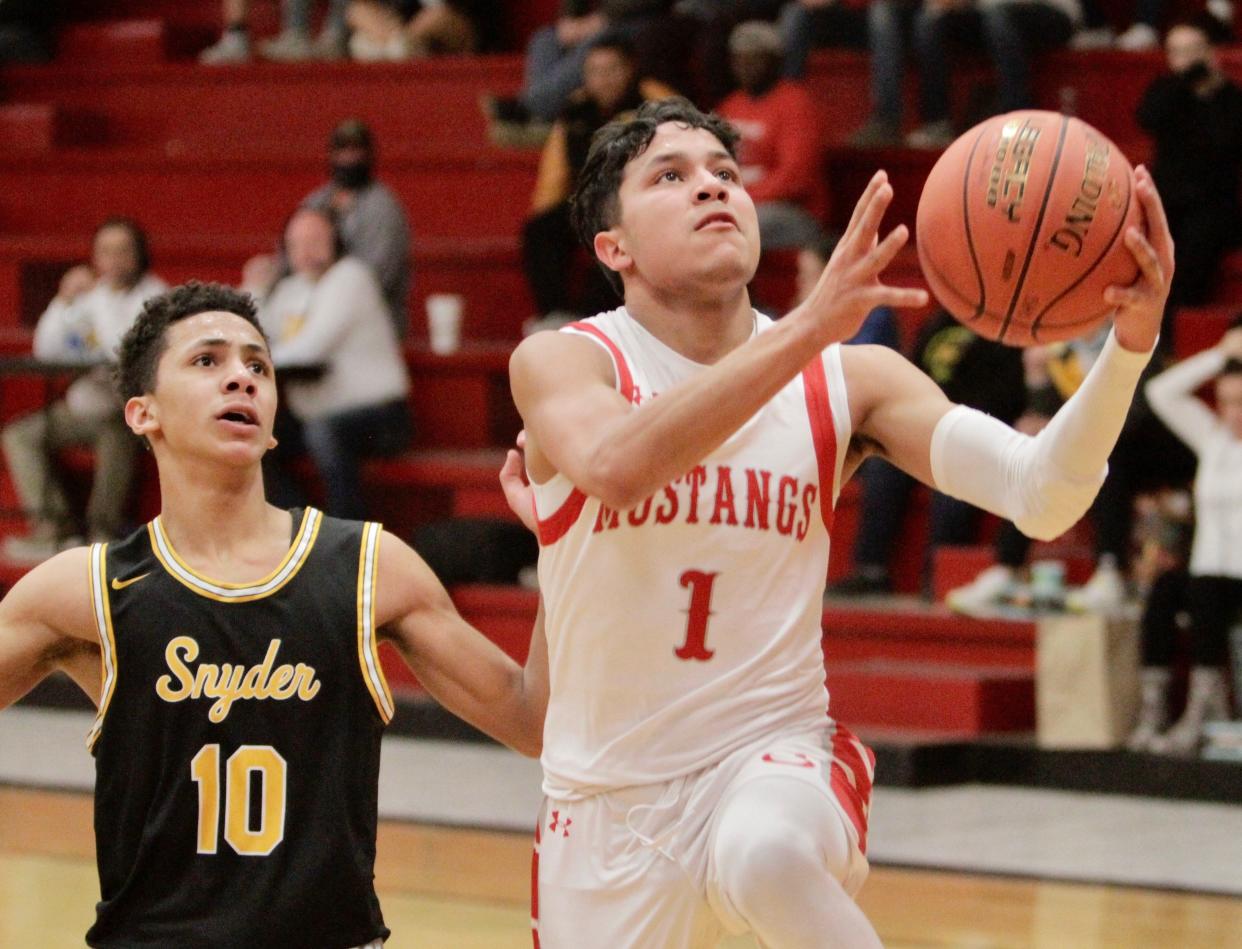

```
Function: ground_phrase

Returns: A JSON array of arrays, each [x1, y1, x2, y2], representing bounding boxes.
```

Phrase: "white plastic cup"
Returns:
[[426, 293, 464, 354]]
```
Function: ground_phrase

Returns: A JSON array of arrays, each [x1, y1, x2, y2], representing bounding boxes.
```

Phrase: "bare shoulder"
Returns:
[[839, 343, 938, 422], [372, 529, 451, 628], [0, 545, 98, 645], [509, 328, 616, 392]]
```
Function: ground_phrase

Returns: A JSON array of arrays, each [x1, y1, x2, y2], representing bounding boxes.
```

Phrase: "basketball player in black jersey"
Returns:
[[0, 282, 548, 948]]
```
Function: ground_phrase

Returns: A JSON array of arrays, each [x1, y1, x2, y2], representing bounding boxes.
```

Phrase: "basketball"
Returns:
[[915, 110, 1143, 346]]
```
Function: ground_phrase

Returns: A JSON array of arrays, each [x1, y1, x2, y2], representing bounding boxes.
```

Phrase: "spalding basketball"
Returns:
[[915, 110, 1142, 346]]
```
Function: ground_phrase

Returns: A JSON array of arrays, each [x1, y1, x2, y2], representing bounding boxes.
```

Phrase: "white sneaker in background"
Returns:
[[1065, 557, 1128, 614], [199, 30, 251, 65], [904, 120, 954, 150], [1116, 23, 1159, 51], [260, 29, 315, 62], [945, 565, 1018, 616], [1069, 26, 1115, 49]]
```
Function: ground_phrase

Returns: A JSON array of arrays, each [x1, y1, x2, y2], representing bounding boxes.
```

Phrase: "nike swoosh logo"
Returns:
[[111, 572, 150, 591]]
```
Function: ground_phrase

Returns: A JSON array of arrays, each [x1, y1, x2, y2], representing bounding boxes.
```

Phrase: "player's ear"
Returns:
[[593, 228, 631, 277], [125, 395, 159, 439]]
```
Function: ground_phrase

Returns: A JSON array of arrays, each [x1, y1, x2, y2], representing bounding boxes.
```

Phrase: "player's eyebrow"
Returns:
[[641, 148, 735, 174], [189, 336, 271, 357]]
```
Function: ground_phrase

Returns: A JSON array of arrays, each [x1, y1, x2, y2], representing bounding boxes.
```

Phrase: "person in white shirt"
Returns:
[[256, 207, 412, 520], [2, 218, 167, 563], [1138, 322, 1242, 754]]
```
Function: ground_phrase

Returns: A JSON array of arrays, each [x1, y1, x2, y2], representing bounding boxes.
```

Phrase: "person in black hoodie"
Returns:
[[1137, 15, 1242, 341]]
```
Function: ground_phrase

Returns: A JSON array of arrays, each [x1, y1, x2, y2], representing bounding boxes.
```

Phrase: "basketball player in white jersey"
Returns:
[[507, 97, 1172, 947]]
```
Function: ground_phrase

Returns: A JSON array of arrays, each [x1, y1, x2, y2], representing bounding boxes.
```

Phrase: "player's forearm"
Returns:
[[581, 315, 827, 509], [0, 644, 54, 711], [932, 328, 1154, 540]]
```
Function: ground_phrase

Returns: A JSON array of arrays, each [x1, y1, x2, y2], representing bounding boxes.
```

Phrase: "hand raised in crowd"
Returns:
[[1218, 326, 1242, 360], [57, 265, 96, 304]]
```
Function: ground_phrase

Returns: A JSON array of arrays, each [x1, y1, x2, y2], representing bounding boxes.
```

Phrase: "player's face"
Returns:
[[93, 225, 142, 289], [1216, 373, 1242, 440], [144, 311, 277, 465], [608, 123, 760, 293]]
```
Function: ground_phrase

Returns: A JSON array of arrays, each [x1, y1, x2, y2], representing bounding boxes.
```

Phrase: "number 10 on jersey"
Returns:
[[190, 744, 288, 856]]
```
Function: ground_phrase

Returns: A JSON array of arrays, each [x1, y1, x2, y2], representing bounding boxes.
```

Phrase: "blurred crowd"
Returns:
[[4, 1, 1241, 753]]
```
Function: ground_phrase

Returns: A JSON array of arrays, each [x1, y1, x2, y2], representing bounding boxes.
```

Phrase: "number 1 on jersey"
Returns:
[[676, 570, 719, 661]]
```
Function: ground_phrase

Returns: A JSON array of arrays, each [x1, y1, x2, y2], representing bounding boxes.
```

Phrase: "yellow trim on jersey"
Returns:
[[357, 522, 394, 723], [86, 543, 118, 752], [146, 508, 322, 603]]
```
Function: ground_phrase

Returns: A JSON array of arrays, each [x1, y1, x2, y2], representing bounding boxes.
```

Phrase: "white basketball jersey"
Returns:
[[532, 308, 852, 799]]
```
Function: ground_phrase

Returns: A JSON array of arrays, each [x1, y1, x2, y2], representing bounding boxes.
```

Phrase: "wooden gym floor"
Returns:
[[3, 787, 1239, 948]]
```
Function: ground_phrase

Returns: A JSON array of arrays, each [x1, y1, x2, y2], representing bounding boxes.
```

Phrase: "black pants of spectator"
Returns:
[[522, 203, 619, 318], [264, 399, 412, 521], [1167, 203, 1240, 309], [995, 410, 1196, 570], [1143, 568, 1242, 668], [851, 457, 982, 590]]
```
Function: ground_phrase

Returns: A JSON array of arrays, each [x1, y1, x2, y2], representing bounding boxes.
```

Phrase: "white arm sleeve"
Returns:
[[930, 328, 1154, 541]]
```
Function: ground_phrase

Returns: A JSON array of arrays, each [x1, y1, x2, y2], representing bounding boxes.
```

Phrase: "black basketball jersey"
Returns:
[[84, 508, 393, 948]]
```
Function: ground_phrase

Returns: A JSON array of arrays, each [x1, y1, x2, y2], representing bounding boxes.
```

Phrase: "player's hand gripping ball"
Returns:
[[916, 110, 1143, 346]]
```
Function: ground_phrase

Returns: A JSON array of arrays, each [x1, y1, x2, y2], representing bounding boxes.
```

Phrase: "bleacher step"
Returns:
[[57, 19, 170, 65], [0, 105, 105, 152], [828, 659, 1034, 733]]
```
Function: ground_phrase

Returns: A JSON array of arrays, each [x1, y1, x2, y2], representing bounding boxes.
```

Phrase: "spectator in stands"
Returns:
[[2, 219, 167, 563], [716, 21, 827, 250], [301, 119, 412, 336], [673, 1, 784, 104], [345, 0, 503, 60], [1125, 490, 1193, 751], [254, 207, 412, 520], [946, 326, 1195, 614], [829, 308, 1025, 595], [483, 1, 678, 146], [522, 36, 674, 328], [1137, 16, 1242, 344], [851, 0, 1080, 149], [777, 0, 870, 78], [200, 0, 350, 64], [1138, 321, 1242, 754]]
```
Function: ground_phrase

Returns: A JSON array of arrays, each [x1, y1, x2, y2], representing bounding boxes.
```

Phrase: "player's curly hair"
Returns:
[[116, 281, 266, 401], [570, 97, 740, 294]]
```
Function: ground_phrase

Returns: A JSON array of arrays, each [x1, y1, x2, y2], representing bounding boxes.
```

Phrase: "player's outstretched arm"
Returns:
[[376, 531, 547, 756], [511, 172, 929, 511], [0, 548, 101, 711], [847, 168, 1173, 542]]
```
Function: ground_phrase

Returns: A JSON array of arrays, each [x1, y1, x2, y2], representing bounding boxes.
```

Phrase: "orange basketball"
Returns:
[[915, 110, 1143, 346]]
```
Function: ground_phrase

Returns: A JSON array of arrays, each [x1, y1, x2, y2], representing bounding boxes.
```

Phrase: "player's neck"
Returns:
[[623, 282, 755, 365], [154, 456, 287, 561]]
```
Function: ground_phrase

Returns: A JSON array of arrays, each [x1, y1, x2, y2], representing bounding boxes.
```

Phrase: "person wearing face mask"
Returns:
[[1137, 15, 1242, 346], [301, 119, 412, 337], [715, 21, 826, 251]]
